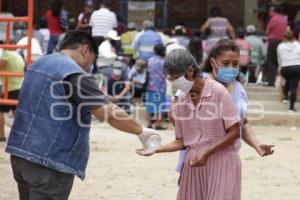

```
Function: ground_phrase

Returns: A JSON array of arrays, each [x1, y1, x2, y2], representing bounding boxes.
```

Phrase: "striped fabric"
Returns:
[[90, 8, 117, 37], [174, 79, 241, 200]]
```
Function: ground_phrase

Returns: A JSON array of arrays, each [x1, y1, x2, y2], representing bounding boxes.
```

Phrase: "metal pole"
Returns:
[[119, 0, 127, 22], [163, 0, 168, 29], [27, 0, 33, 65]]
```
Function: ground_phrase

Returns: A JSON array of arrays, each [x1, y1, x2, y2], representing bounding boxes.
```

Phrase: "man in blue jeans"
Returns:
[[5, 31, 160, 200]]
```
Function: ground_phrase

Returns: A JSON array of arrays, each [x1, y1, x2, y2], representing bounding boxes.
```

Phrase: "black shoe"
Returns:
[[154, 125, 167, 130]]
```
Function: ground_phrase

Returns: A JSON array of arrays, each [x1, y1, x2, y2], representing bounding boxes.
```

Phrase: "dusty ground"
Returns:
[[0, 123, 300, 200]]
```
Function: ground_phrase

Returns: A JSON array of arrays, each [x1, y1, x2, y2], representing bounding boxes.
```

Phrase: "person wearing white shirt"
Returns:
[[17, 36, 43, 63], [0, 12, 14, 43], [89, 0, 117, 46], [128, 59, 147, 98], [96, 30, 120, 75], [277, 29, 300, 112], [38, 19, 50, 55]]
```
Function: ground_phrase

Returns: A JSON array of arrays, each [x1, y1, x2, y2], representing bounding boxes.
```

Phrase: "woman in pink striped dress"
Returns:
[[137, 49, 241, 200]]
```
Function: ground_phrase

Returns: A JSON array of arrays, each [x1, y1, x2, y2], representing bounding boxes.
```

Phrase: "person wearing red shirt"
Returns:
[[266, 5, 288, 86], [46, 0, 63, 54]]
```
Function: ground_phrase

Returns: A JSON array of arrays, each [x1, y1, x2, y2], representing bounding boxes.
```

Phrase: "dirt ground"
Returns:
[[0, 123, 299, 200]]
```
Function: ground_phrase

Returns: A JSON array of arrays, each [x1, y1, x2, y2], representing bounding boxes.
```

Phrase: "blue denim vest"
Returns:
[[6, 53, 92, 180]]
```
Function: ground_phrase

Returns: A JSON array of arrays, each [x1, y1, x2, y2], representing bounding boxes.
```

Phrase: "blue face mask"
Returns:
[[212, 59, 239, 83], [216, 67, 239, 83]]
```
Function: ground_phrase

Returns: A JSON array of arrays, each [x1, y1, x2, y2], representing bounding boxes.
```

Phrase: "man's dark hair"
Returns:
[[101, 0, 110, 8], [154, 44, 166, 57], [210, 6, 222, 18], [236, 27, 246, 39], [59, 31, 98, 56]]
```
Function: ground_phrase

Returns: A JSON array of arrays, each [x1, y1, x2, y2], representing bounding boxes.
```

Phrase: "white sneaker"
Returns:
[[288, 109, 297, 113], [282, 100, 289, 104]]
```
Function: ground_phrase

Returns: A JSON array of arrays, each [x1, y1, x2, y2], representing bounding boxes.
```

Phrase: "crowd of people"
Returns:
[[0, 1, 299, 139], [2, 0, 299, 199]]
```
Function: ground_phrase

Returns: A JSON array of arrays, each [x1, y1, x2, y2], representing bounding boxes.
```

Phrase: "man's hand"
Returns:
[[190, 149, 211, 167], [256, 144, 275, 157]]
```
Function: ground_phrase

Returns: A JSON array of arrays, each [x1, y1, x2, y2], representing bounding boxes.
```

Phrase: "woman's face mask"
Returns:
[[172, 74, 194, 95], [212, 59, 239, 83]]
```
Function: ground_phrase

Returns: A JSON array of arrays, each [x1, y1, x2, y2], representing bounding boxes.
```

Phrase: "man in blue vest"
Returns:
[[5, 31, 160, 200]]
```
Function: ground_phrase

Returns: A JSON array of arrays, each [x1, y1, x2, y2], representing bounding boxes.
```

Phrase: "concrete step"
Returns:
[[247, 91, 281, 102], [245, 84, 280, 93], [248, 100, 300, 112], [247, 110, 300, 127]]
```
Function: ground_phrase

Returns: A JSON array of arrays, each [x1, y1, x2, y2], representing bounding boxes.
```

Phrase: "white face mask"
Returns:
[[113, 68, 122, 76], [172, 75, 194, 95]]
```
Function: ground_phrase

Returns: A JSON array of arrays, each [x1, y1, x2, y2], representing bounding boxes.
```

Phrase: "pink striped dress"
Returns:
[[174, 79, 241, 200]]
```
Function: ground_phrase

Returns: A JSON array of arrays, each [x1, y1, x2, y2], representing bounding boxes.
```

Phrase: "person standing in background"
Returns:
[[121, 22, 138, 57], [0, 49, 25, 142], [245, 25, 267, 84], [0, 9, 14, 43], [90, 0, 117, 47], [96, 30, 120, 75], [235, 27, 251, 81], [145, 44, 167, 130], [266, 5, 288, 86], [134, 20, 163, 62], [201, 6, 235, 52], [38, 19, 50, 55], [188, 36, 203, 65], [77, 0, 95, 33], [45, 0, 64, 54], [172, 25, 190, 48], [277, 29, 300, 112]]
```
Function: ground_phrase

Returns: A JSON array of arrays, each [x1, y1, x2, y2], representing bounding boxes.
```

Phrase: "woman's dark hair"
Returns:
[[202, 39, 240, 73], [164, 49, 199, 77], [154, 44, 166, 57], [51, 0, 63, 17], [68, 18, 77, 31], [236, 27, 246, 39], [38, 18, 47, 29], [59, 31, 98, 56], [210, 6, 222, 18], [188, 36, 203, 65]]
